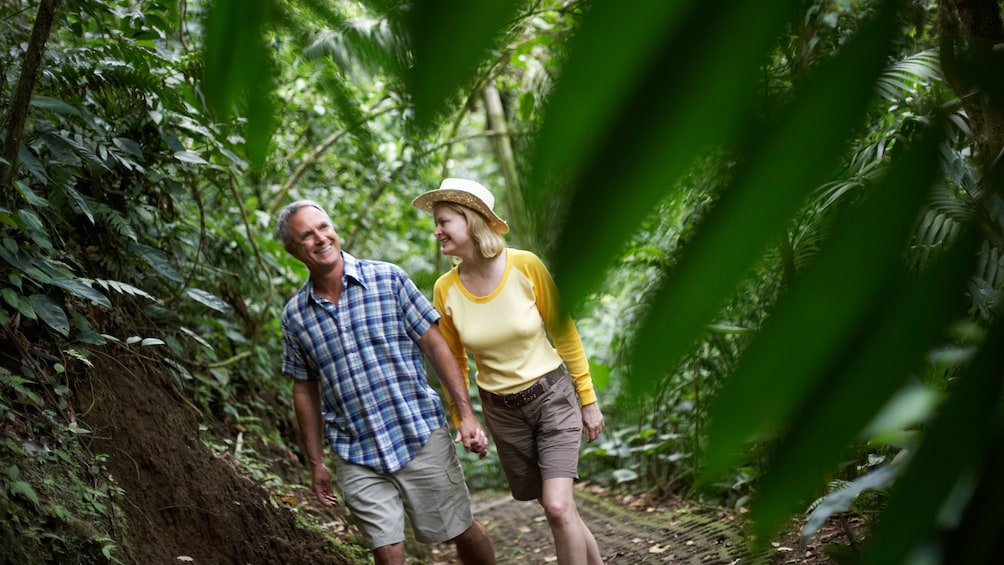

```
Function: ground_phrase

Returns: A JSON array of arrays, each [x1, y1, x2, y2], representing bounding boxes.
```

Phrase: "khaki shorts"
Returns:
[[333, 426, 474, 549], [480, 367, 582, 501]]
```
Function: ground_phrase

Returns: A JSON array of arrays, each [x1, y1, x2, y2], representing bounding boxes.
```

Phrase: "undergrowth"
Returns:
[[1, 367, 124, 564]]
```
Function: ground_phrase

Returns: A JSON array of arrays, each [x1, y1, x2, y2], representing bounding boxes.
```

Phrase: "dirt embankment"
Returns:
[[75, 353, 362, 564]]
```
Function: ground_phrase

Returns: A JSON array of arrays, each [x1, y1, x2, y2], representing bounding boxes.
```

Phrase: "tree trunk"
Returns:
[[0, 0, 62, 196], [938, 0, 1004, 200], [482, 82, 529, 247]]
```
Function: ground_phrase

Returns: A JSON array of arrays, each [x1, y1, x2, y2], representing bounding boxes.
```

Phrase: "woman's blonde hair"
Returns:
[[442, 202, 505, 259]]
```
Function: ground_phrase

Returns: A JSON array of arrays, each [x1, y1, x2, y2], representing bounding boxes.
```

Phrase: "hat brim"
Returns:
[[413, 189, 509, 234]]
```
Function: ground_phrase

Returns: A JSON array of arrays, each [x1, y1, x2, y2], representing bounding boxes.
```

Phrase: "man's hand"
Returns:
[[581, 402, 604, 443], [311, 464, 338, 507], [455, 417, 489, 458]]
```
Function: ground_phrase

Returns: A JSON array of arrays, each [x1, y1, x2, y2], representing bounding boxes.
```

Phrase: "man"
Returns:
[[277, 200, 495, 565]]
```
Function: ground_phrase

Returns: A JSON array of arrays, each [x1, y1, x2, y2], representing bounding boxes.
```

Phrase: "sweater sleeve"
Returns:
[[433, 273, 472, 428], [521, 251, 597, 406]]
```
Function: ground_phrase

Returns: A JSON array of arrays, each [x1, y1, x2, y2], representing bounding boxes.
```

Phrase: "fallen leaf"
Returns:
[[649, 544, 670, 554]]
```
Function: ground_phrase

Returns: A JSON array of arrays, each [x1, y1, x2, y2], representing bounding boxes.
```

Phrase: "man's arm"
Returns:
[[418, 324, 489, 457], [292, 380, 338, 506]]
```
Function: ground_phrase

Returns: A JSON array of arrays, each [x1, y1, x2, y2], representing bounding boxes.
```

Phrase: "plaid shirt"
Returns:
[[281, 252, 447, 474]]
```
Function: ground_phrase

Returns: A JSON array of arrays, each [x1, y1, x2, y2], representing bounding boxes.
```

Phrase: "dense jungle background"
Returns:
[[2, 0, 1003, 563]]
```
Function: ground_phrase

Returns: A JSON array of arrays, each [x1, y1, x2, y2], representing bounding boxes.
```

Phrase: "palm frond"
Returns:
[[304, 17, 409, 79], [875, 48, 942, 103]]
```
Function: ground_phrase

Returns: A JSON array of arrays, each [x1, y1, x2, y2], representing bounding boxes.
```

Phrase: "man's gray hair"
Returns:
[[276, 200, 325, 248]]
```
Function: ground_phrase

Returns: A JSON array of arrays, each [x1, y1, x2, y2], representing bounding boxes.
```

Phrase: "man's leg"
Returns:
[[372, 542, 406, 565], [451, 519, 496, 564]]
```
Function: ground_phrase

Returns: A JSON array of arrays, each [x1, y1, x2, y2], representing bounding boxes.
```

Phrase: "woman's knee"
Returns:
[[540, 494, 576, 525]]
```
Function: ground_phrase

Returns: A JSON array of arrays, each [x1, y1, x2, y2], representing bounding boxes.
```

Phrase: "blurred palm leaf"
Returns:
[[874, 48, 942, 103], [405, 0, 527, 126], [863, 318, 1004, 564], [625, 2, 901, 395], [529, 1, 804, 313], [202, 0, 275, 168], [304, 16, 409, 79]]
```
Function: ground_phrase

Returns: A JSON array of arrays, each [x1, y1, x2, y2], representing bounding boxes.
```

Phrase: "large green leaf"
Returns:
[[532, 0, 804, 315], [750, 226, 977, 540], [405, 0, 527, 126], [29, 94, 83, 116], [2, 288, 36, 320], [50, 277, 112, 309], [28, 294, 69, 336], [202, 0, 274, 169], [128, 242, 182, 282], [627, 2, 901, 394], [700, 126, 946, 484], [185, 288, 231, 313], [862, 319, 1004, 563]]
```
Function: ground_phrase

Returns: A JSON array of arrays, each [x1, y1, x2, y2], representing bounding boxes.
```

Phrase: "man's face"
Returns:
[[286, 206, 342, 276]]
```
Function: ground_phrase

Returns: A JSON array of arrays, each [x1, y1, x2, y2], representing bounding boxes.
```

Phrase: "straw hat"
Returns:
[[412, 178, 509, 234]]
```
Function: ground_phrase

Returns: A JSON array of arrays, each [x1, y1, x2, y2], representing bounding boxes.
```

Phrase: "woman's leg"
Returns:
[[539, 477, 603, 564]]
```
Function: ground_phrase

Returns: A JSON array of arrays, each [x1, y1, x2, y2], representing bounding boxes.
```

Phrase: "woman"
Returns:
[[413, 178, 605, 565]]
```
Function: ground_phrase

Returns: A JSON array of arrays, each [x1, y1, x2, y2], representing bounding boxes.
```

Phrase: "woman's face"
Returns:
[[433, 204, 472, 256]]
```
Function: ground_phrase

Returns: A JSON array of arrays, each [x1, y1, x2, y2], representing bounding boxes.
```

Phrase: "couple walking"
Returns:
[[277, 178, 604, 564]]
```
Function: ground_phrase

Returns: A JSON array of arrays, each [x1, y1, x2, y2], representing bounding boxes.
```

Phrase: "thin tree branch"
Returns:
[[0, 0, 62, 195], [267, 102, 398, 214]]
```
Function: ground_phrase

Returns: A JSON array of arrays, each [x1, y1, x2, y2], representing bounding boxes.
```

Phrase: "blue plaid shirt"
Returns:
[[281, 252, 447, 474]]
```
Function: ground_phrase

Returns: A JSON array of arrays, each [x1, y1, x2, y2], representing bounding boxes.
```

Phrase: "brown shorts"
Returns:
[[480, 366, 582, 501]]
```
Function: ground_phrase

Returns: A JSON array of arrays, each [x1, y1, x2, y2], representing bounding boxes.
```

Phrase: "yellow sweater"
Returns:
[[434, 248, 596, 423]]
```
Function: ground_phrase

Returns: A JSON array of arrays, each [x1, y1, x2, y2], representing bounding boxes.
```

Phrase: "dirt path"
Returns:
[[429, 488, 759, 564], [422, 486, 859, 564]]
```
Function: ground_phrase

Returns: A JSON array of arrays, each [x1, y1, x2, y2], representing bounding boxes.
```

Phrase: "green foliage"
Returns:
[[0, 371, 124, 564], [399, 0, 1004, 560], [5, 0, 1004, 562]]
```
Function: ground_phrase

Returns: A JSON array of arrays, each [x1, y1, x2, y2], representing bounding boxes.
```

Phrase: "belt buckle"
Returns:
[[503, 393, 520, 408]]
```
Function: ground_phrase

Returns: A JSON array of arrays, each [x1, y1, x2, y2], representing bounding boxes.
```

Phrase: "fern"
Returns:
[[93, 203, 138, 242], [84, 278, 156, 301], [908, 177, 973, 271], [874, 49, 942, 103], [62, 348, 94, 368], [0, 372, 42, 408]]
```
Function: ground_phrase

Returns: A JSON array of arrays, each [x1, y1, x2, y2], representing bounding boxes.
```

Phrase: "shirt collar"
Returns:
[[341, 251, 366, 288], [306, 251, 366, 303]]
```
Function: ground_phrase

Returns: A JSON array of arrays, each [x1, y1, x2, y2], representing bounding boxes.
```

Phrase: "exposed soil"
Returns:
[[73, 351, 361, 565], [70, 349, 862, 564]]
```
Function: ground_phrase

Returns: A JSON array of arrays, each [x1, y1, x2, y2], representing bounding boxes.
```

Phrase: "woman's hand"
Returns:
[[456, 417, 490, 458], [581, 402, 604, 443]]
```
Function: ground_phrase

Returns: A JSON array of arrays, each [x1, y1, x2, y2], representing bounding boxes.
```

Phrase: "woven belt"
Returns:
[[485, 366, 566, 409]]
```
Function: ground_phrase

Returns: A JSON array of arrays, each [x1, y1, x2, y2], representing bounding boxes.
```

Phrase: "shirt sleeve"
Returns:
[[433, 273, 472, 428], [522, 251, 597, 406], [395, 266, 440, 341], [280, 304, 314, 382]]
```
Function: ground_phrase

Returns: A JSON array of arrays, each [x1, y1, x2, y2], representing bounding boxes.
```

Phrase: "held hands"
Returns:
[[311, 464, 339, 507], [455, 417, 489, 458], [581, 402, 604, 443]]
